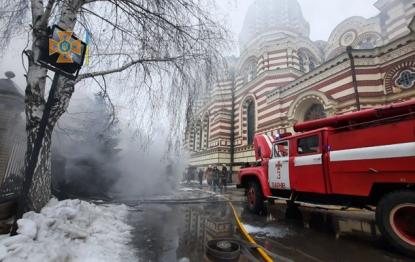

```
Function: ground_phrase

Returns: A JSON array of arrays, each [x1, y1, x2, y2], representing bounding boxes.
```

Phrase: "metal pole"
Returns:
[[229, 73, 236, 182], [11, 73, 60, 235], [346, 46, 361, 111]]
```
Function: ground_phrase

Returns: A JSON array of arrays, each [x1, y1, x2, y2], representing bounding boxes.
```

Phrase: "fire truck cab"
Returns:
[[238, 99, 415, 257]]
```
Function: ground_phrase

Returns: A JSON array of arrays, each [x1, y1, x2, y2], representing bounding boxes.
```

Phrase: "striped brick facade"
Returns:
[[0, 77, 25, 194], [186, 0, 415, 176]]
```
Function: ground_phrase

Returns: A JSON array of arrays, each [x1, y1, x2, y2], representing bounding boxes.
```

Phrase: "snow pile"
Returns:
[[0, 199, 135, 262]]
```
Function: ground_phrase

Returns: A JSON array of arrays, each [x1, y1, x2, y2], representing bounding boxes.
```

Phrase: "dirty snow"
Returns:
[[0, 199, 136, 262]]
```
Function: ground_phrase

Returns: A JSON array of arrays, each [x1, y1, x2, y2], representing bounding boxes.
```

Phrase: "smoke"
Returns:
[[110, 125, 189, 199], [52, 87, 189, 200]]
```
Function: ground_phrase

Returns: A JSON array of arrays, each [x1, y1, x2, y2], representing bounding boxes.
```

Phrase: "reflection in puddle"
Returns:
[[128, 192, 413, 262], [129, 202, 246, 262]]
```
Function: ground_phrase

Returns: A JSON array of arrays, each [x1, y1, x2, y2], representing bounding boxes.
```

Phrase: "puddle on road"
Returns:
[[128, 201, 255, 262], [126, 189, 412, 262]]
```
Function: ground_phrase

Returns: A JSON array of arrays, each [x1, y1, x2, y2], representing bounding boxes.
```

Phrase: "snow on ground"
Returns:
[[179, 179, 206, 185], [0, 199, 136, 262]]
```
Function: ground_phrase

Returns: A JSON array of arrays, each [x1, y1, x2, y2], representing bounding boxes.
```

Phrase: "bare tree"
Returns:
[[0, 0, 228, 212]]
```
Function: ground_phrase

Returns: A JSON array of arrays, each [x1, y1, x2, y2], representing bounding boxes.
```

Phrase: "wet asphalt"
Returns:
[[126, 186, 412, 262]]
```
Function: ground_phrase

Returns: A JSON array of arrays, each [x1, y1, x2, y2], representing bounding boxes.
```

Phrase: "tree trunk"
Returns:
[[23, 0, 81, 212], [26, 76, 75, 211]]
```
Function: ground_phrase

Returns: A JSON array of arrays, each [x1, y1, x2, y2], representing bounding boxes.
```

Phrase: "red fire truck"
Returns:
[[238, 99, 415, 256]]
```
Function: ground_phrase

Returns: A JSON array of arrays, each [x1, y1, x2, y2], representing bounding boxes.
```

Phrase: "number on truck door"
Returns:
[[269, 141, 290, 190]]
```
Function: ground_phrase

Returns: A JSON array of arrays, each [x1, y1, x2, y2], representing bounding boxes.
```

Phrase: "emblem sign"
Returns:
[[271, 161, 286, 189], [38, 25, 87, 79], [49, 31, 82, 63]]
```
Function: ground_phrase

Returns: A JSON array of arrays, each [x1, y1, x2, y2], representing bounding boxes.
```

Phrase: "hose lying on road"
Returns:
[[224, 196, 275, 262]]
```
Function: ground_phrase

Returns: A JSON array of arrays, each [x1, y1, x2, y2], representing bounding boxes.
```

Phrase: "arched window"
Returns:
[[192, 128, 197, 151], [247, 101, 255, 145], [247, 62, 257, 82], [205, 117, 209, 149], [304, 104, 326, 121], [242, 60, 257, 83], [309, 60, 315, 71], [299, 55, 306, 72], [298, 49, 318, 73], [198, 126, 203, 150]]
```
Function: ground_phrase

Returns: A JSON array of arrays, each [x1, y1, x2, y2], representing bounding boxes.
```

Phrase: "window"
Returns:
[[395, 70, 415, 89], [309, 60, 315, 71], [243, 61, 257, 83], [198, 126, 203, 150], [297, 135, 319, 154], [205, 118, 209, 148], [273, 141, 289, 157], [192, 128, 197, 151], [247, 62, 257, 82], [298, 49, 318, 73], [299, 54, 306, 72], [247, 101, 255, 145], [304, 104, 326, 121]]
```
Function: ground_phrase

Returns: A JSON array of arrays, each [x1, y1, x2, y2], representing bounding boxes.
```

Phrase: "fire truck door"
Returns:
[[293, 134, 326, 193], [268, 141, 290, 190]]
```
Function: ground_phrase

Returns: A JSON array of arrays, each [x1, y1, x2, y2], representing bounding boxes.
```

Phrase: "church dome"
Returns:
[[239, 0, 310, 50]]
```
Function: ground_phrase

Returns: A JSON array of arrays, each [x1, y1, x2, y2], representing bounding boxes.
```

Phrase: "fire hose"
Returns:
[[224, 196, 275, 262]]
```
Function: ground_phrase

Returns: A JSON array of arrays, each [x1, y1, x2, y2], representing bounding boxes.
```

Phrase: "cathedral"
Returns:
[[185, 0, 415, 178]]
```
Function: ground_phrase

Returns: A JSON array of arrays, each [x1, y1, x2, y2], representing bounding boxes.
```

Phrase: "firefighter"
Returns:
[[205, 166, 213, 189], [212, 166, 220, 192], [220, 165, 228, 193], [198, 168, 204, 187]]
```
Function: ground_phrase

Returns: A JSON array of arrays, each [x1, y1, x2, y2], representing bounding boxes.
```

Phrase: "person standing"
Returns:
[[198, 168, 204, 187], [205, 166, 212, 190], [213, 166, 220, 192], [220, 165, 228, 193]]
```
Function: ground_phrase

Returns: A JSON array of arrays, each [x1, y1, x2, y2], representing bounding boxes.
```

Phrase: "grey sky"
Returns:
[[0, 35, 27, 88], [221, 0, 379, 42]]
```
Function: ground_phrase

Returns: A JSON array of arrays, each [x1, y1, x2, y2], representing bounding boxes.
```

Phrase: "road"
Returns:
[[126, 186, 411, 262]]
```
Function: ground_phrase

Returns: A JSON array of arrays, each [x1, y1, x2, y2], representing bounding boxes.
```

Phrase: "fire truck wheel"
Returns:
[[376, 190, 415, 257], [246, 181, 264, 214]]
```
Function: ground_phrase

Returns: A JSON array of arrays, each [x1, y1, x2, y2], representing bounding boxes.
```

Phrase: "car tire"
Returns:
[[246, 181, 265, 214], [376, 190, 415, 257]]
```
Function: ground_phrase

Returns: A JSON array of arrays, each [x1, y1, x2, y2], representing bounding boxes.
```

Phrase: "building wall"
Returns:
[[0, 94, 25, 189], [186, 0, 415, 176]]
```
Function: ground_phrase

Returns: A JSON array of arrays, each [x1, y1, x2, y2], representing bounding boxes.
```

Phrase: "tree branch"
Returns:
[[40, 0, 55, 26], [75, 55, 189, 83]]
